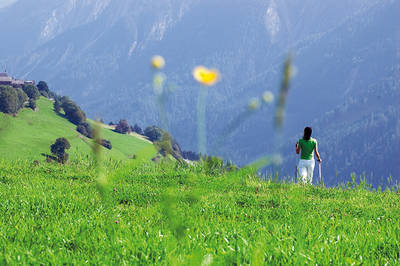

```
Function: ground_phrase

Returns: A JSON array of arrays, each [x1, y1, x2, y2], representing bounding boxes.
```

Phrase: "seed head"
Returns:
[[263, 91, 274, 104], [248, 98, 261, 110]]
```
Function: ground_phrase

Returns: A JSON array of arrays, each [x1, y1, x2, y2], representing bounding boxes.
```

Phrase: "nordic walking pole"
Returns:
[[319, 162, 322, 185]]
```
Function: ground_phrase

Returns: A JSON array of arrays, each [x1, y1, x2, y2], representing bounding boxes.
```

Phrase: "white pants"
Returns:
[[298, 159, 315, 184]]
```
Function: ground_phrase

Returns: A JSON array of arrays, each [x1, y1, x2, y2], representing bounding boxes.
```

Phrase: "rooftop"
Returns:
[[0, 75, 12, 82], [0, 72, 33, 85], [12, 80, 24, 85]]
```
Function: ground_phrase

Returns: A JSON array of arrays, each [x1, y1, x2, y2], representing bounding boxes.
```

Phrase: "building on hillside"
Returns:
[[0, 72, 12, 86], [0, 72, 35, 88]]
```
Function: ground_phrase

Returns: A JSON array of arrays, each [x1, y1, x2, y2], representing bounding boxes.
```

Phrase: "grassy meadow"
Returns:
[[0, 158, 399, 264], [0, 97, 156, 161], [0, 88, 399, 265]]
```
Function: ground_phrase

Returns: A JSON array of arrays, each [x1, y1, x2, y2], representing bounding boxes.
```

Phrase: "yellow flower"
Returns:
[[192, 66, 220, 86], [151, 55, 165, 69], [262, 91, 274, 104]]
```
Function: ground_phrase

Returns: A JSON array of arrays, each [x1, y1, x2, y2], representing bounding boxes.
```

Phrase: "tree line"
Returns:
[[0, 82, 49, 114], [109, 120, 200, 161]]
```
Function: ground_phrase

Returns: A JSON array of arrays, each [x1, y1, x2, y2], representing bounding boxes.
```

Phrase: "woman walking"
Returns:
[[296, 127, 322, 184]]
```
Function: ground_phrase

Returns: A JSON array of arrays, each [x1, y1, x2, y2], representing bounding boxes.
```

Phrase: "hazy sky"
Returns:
[[0, 0, 17, 8]]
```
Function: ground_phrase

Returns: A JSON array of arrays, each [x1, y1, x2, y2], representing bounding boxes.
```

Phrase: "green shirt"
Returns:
[[298, 138, 318, 160]]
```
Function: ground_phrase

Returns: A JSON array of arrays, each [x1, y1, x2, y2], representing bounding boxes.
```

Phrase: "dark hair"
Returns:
[[303, 127, 312, 141]]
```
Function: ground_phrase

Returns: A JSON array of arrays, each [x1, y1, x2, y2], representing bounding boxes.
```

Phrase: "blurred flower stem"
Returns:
[[274, 54, 293, 130], [152, 56, 169, 131], [197, 86, 208, 155], [245, 53, 294, 171], [193, 65, 220, 155], [92, 121, 109, 203], [156, 87, 169, 131]]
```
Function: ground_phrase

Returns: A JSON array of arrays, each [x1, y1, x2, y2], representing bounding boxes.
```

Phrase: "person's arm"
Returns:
[[315, 147, 322, 163], [296, 142, 300, 154]]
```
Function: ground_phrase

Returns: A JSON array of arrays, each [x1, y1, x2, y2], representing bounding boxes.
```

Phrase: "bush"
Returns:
[[131, 124, 143, 135], [40, 90, 49, 98], [22, 84, 40, 100], [61, 98, 86, 125], [54, 100, 61, 113], [16, 88, 28, 110], [50, 138, 71, 164], [37, 81, 50, 97], [200, 156, 225, 175], [154, 132, 183, 161], [76, 122, 92, 138], [28, 99, 36, 110], [0, 85, 18, 114], [101, 139, 112, 150], [115, 120, 131, 134], [144, 126, 163, 142], [154, 132, 174, 156]]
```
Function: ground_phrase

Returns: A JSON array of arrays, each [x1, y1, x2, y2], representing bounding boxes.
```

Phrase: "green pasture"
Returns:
[[0, 159, 398, 264], [0, 98, 156, 161]]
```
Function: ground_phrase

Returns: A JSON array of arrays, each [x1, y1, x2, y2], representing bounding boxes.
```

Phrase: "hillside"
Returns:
[[0, 97, 156, 161], [0, 0, 398, 183], [0, 159, 399, 264]]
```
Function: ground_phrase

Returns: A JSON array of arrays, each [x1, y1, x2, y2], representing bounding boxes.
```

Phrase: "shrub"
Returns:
[[76, 122, 92, 138], [16, 88, 28, 109], [37, 81, 50, 97], [154, 132, 174, 156], [115, 120, 131, 134], [201, 156, 225, 175], [131, 124, 143, 135], [28, 99, 36, 110], [22, 84, 40, 100], [144, 126, 163, 142], [61, 98, 86, 125], [69, 109, 86, 125], [0, 85, 18, 114], [50, 138, 71, 164], [101, 139, 112, 150], [154, 132, 183, 161], [40, 90, 49, 98], [54, 100, 61, 113]]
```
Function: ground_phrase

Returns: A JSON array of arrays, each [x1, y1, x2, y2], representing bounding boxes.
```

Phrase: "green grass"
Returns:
[[0, 98, 399, 264], [0, 158, 399, 264], [0, 98, 156, 161]]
